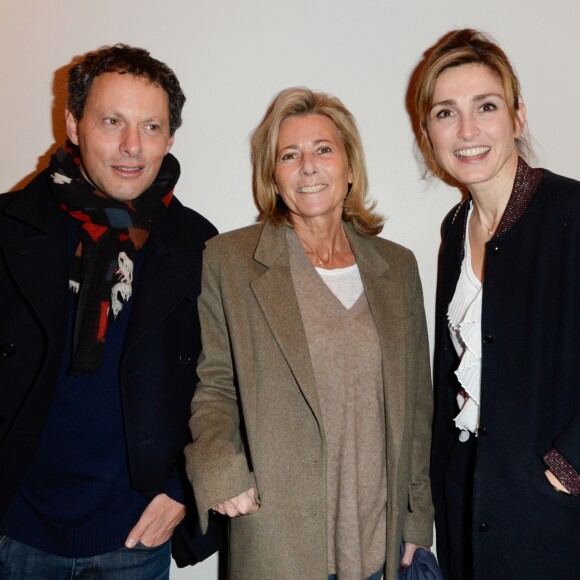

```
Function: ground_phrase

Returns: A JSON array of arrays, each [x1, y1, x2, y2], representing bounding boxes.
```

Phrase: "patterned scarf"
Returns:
[[48, 141, 179, 375]]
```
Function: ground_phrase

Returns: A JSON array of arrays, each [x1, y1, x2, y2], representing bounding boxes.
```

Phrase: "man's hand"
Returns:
[[212, 487, 259, 518], [125, 493, 186, 548]]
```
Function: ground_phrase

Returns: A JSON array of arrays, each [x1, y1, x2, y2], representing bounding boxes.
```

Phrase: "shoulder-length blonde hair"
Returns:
[[413, 29, 532, 179], [251, 87, 383, 237]]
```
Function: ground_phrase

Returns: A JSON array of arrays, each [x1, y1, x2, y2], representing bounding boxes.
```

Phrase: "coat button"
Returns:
[[489, 245, 500, 254], [179, 353, 192, 365], [478, 523, 490, 532], [0, 343, 16, 357], [483, 334, 493, 344]]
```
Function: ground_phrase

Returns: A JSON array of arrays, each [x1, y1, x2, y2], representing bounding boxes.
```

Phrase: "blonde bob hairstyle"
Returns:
[[251, 87, 383, 237], [414, 29, 532, 179]]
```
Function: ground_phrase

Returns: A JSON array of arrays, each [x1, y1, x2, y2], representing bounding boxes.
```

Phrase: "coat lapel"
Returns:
[[2, 178, 69, 345], [249, 223, 322, 422], [346, 226, 407, 459], [123, 198, 203, 354]]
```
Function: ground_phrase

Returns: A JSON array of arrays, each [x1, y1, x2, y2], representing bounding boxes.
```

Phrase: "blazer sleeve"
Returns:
[[184, 249, 257, 533], [403, 257, 435, 545], [553, 411, 580, 472], [543, 411, 580, 496]]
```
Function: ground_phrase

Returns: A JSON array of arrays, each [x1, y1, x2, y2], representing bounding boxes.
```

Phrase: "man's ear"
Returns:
[[165, 133, 175, 154], [65, 108, 80, 145]]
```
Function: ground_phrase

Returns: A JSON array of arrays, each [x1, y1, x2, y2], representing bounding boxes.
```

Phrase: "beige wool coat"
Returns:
[[185, 221, 434, 580]]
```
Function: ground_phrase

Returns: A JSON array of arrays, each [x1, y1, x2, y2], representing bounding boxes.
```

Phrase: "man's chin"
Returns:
[[100, 182, 150, 203]]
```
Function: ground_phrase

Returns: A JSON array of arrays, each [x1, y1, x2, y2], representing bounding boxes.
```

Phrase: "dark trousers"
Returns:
[[443, 435, 477, 580]]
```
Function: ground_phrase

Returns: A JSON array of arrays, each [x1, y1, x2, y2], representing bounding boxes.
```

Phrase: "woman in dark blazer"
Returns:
[[186, 87, 435, 579], [413, 29, 580, 580]]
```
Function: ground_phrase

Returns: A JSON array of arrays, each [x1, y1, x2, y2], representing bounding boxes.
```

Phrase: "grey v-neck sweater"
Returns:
[[287, 229, 387, 579]]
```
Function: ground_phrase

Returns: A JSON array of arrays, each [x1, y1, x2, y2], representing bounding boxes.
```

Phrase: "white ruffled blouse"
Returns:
[[447, 205, 483, 442]]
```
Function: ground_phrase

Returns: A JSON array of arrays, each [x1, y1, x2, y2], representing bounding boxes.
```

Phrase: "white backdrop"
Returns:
[[1, 1, 579, 577]]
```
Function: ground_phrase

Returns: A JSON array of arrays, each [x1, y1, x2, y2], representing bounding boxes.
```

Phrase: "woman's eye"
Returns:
[[280, 152, 297, 161], [480, 102, 497, 112], [435, 109, 453, 119], [318, 145, 332, 154]]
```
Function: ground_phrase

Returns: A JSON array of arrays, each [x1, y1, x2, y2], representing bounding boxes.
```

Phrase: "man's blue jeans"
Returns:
[[0, 535, 171, 579]]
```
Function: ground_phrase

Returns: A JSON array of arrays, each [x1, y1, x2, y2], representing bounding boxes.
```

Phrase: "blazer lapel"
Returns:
[[346, 226, 407, 458], [250, 223, 322, 422]]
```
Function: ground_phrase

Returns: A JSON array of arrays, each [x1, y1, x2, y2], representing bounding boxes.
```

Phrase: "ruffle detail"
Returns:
[[447, 207, 483, 441]]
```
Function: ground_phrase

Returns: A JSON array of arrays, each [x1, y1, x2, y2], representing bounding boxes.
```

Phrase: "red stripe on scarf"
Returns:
[[69, 210, 91, 223], [97, 301, 110, 342], [161, 190, 174, 207], [82, 222, 108, 242]]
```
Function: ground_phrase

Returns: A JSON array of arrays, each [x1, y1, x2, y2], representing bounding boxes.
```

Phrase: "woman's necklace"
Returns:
[[313, 250, 327, 268], [304, 247, 330, 268], [300, 237, 349, 269], [474, 206, 498, 237]]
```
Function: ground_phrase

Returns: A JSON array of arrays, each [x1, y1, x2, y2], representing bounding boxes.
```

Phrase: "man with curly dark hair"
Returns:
[[0, 44, 223, 578]]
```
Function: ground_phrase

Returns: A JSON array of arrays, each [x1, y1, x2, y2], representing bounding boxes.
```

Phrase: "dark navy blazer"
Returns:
[[432, 168, 580, 579]]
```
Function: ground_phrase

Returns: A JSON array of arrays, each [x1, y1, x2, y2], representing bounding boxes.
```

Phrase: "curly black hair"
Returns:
[[67, 43, 185, 134]]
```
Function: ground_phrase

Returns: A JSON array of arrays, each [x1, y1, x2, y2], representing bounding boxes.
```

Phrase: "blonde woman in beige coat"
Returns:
[[185, 87, 434, 580]]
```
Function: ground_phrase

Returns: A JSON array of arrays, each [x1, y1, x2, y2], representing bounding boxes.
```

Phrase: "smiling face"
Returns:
[[274, 114, 353, 227], [65, 72, 175, 203], [424, 63, 525, 195]]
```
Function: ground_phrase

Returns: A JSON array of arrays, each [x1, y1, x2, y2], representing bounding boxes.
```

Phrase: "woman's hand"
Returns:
[[212, 487, 260, 518], [400, 542, 431, 568], [544, 469, 571, 494]]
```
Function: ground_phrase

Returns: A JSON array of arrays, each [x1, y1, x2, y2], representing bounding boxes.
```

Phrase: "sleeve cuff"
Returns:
[[164, 476, 186, 505], [543, 448, 580, 496]]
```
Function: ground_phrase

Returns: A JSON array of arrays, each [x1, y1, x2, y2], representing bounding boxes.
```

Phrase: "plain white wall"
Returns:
[[2, 1, 579, 577]]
